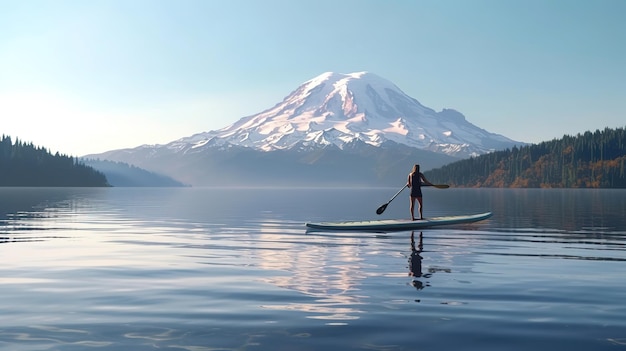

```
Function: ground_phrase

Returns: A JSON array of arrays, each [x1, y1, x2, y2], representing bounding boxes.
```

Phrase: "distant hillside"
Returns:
[[0, 135, 109, 187], [82, 159, 186, 187], [85, 139, 459, 187], [424, 126, 626, 188]]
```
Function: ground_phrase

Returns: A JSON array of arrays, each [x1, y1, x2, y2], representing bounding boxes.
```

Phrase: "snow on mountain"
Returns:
[[171, 71, 521, 158]]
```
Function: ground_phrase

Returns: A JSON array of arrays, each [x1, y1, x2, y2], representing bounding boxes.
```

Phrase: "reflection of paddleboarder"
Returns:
[[409, 231, 423, 278], [409, 231, 426, 291]]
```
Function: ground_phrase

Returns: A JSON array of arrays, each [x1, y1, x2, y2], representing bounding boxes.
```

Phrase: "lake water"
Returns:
[[1, 187, 625, 351]]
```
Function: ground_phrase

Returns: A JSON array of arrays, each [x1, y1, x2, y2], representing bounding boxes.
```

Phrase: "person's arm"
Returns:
[[407, 174, 412, 188], [420, 173, 433, 186]]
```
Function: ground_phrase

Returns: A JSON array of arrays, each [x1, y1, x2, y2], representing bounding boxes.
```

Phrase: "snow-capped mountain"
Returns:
[[85, 71, 524, 186], [169, 71, 520, 157]]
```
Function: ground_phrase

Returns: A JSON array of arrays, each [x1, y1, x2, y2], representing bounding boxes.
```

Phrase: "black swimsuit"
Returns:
[[410, 173, 422, 197]]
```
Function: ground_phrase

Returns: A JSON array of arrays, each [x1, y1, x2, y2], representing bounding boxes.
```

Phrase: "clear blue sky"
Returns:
[[1, 0, 625, 156]]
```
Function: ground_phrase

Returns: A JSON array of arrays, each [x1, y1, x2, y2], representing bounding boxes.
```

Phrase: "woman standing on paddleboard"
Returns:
[[407, 164, 433, 220]]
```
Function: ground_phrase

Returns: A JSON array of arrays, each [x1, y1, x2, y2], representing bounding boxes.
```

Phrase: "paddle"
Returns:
[[375, 184, 450, 215], [425, 184, 450, 189], [376, 185, 407, 215]]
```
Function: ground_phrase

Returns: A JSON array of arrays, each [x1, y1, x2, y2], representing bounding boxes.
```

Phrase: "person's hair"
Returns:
[[412, 164, 420, 174]]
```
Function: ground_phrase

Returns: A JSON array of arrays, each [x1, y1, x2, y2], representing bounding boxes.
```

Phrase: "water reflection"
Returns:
[[256, 229, 365, 323], [0, 188, 109, 244], [486, 189, 626, 233], [408, 231, 427, 290], [408, 232, 423, 276], [0, 188, 82, 219], [407, 231, 454, 294]]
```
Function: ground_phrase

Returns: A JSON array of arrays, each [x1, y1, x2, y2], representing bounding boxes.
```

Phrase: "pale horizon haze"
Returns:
[[1, 0, 625, 156]]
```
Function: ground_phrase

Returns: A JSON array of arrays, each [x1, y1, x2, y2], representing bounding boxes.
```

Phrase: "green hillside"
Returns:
[[1, 135, 110, 187], [424, 127, 626, 188]]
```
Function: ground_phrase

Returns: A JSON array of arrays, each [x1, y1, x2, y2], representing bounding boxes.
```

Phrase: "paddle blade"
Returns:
[[376, 203, 388, 215], [433, 184, 450, 189]]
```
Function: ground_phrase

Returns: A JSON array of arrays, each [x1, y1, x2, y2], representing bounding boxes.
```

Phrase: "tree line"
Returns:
[[424, 126, 626, 188], [0, 135, 110, 187]]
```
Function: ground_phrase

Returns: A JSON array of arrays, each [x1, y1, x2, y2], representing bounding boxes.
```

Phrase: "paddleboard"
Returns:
[[305, 212, 492, 231]]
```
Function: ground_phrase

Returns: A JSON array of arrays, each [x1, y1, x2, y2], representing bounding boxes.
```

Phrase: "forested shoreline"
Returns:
[[4, 125, 626, 188], [425, 127, 626, 188], [0, 135, 110, 187]]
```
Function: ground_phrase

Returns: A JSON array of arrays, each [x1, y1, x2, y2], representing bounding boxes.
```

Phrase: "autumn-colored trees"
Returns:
[[425, 127, 626, 188]]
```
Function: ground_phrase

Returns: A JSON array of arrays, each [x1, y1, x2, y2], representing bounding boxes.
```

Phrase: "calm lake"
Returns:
[[1, 187, 625, 351]]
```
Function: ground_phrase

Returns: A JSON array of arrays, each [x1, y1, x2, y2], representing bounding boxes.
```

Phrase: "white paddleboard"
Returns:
[[305, 212, 492, 231]]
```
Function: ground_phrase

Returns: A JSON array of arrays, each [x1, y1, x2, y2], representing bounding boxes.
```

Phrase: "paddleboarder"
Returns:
[[407, 164, 433, 220]]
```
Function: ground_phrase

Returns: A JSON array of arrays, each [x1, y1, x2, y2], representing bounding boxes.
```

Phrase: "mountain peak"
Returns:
[[308, 71, 371, 83], [303, 71, 399, 97]]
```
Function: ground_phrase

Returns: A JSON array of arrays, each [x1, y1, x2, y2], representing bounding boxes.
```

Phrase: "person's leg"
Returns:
[[417, 197, 424, 219], [410, 197, 416, 220]]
